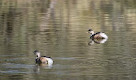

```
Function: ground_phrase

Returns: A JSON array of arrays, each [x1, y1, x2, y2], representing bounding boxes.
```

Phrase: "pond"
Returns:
[[0, 0, 136, 80]]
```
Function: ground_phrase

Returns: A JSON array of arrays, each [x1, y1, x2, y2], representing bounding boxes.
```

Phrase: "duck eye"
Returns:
[[88, 29, 92, 31]]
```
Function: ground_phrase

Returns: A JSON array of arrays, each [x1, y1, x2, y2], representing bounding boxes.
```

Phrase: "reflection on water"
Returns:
[[33, 63, 53, 73], [88, 38, 108, 46], [0, 63, 34, 74], [0, 0, 136, 80]]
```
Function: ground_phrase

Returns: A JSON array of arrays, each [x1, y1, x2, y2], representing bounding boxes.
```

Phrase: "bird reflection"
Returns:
[[88, 38, 108, 46], [33, 63, 53, 73]]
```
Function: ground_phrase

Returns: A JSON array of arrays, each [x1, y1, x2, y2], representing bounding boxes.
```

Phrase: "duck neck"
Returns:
[[90, 31, 94, 36], [36, 52, 41, 58]]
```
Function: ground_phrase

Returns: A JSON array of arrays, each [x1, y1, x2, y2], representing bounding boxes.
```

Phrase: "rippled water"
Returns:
[[0, 0, 136, 80]]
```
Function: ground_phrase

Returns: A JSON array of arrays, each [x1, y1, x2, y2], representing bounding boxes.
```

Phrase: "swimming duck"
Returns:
[[33, 50, 53, 65], [88, 29, 108, 39]]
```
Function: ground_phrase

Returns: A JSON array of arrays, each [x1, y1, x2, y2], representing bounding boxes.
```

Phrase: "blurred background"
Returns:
[[0, 0, 136, 80]]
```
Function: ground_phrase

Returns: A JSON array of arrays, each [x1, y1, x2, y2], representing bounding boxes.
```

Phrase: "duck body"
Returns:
[[91, 32, 108, 39], [88, 29, 108, 40], [34, 50, 53, 65]]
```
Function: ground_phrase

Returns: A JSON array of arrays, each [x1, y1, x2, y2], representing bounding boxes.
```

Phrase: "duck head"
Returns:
[[88, 29, 94, 35], [34, 50, 41, 58]]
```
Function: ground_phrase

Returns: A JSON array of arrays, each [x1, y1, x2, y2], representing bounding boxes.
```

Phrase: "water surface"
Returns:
[[0, 0, 136, 80]]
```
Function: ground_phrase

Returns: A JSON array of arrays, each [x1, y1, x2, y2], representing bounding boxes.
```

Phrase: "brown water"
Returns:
[[0, 0, 136, 80]]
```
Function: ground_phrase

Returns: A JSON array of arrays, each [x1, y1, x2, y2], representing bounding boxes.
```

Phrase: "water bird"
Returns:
[[33, 50, 53, 66], [88, 29, 108, 39]]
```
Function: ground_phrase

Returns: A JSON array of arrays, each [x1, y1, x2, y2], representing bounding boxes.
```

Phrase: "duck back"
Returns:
[[91, 32, 108, 39]]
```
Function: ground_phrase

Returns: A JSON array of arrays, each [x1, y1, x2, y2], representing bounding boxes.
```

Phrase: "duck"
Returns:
[[33, 50, 53, 66], [88, 29, 108, 39]]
